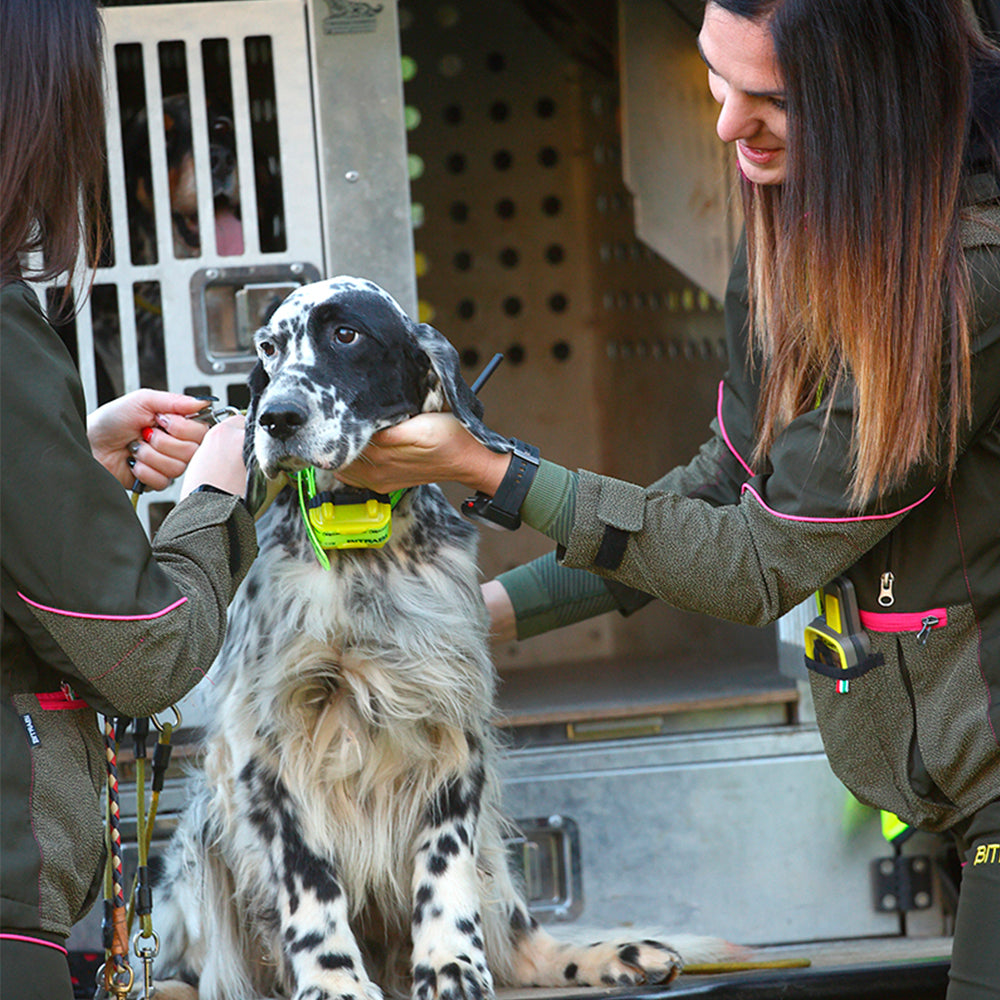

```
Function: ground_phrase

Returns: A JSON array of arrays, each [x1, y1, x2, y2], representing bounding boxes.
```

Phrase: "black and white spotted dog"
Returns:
[[153, 277, 731, 1000]]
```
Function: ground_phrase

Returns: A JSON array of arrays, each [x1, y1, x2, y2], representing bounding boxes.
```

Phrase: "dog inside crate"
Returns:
[[91, 38, 249, 400]]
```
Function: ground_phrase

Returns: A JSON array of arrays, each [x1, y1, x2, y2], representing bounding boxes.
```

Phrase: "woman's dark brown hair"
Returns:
[[1, 0, 107, 291], [712, 0, 1000, 504]]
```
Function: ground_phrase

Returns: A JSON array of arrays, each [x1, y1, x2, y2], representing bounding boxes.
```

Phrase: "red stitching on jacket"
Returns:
[[950, 491, 996, 746], [91, 635, 146, 681]]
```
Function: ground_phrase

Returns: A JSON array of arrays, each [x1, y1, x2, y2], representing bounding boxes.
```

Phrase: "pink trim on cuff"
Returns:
[[741, 482, 936, 523], [17, 592, 187, 621], [717, 381, 756, 478], [0, 933, 68, 955], [860, 609, 948, 633]]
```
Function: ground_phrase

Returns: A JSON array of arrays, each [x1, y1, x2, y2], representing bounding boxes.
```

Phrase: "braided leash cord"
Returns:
[[100, 719, 133, 998]]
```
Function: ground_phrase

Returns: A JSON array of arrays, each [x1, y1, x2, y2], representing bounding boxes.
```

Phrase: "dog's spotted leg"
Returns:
[[410, 737, 493, 1000], [243, 759, 383, 1000], [508, 916, 683, 989]]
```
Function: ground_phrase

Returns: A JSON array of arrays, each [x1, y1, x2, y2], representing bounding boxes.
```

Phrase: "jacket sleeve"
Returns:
[[0, 285, 257, 717], [500, 412, 754, 637]]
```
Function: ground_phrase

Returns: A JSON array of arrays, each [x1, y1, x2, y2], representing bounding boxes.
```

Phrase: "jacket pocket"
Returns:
[[812, 603, 999, 832], [10, 692, 106, 935], [877, 604, 1000, 819]]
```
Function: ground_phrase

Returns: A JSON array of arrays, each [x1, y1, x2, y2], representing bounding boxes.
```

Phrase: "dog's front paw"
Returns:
[[294, 978, 384, 1000], [571, 940, 682, 987], [412, 958, 494, 1000]]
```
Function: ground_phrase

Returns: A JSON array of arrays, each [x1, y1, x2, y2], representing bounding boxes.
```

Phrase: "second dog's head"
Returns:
[[245, 276, 511, 507]]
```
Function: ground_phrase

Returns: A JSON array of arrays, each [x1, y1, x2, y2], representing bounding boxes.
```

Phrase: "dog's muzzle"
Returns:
[[258, 400, 309, 442]]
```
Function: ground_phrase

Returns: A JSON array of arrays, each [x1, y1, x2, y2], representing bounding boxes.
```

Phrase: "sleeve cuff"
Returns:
[[519, 460, 578, 543]]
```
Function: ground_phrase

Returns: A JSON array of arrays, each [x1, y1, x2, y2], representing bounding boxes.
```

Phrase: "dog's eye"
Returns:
[[258, 340, 277, 358], [333, 326, 359, 345]]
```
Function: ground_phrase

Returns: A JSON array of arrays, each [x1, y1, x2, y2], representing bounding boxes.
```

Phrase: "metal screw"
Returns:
[[345, 170, 360, 183]]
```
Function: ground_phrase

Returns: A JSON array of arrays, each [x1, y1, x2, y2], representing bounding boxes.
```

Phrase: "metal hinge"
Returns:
[[872, 855, 934, 913]]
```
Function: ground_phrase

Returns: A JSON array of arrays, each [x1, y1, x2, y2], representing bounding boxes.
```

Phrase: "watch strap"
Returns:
[[462, 439, 539, 530]]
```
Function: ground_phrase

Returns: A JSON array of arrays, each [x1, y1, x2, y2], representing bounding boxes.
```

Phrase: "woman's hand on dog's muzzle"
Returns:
[[337, 412, 509, 496]]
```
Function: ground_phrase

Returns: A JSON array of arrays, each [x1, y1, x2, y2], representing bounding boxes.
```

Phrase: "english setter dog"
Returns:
[[153, 277, 732, 1000]]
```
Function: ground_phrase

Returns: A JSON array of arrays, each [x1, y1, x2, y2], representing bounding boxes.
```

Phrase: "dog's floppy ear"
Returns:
[[243, 359, 270, 516], [413, 322, 512, 454]]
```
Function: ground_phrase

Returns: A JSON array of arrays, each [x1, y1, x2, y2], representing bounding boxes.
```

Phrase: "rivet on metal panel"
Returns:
[[345, 170, 360, 183]]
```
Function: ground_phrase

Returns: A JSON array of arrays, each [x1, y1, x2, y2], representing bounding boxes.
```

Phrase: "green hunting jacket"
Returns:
[[502, 192, 1000, 834], [1, 281, 258, 939]]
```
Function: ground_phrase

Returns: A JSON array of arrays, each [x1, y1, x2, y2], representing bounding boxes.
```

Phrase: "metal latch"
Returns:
[[506, 815, 583, 922], [191, 263, 320, 375]]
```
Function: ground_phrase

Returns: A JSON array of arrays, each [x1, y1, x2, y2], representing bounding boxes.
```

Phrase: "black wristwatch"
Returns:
[[461, 439, 540, 530]]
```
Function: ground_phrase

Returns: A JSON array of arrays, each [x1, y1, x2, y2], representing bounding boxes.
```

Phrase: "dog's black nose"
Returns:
[[258, 403, 308, 441]]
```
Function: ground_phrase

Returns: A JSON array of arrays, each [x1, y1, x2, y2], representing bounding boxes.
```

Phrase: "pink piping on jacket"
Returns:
[[860, 609, 948, 632], [0, 933, 68, 955], [716, 380, 937, 523], [717, 380, 757, 478], [741, 482, 937, 523], [17, 592, 187, 621]]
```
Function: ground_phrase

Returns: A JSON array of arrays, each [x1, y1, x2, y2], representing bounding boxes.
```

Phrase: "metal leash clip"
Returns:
[[191, 401, 243, 426]]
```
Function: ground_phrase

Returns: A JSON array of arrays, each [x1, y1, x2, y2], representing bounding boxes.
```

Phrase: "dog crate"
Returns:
[[56, 0, 957, 980]]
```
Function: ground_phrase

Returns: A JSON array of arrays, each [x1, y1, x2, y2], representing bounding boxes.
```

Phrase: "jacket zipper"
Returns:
[[916, 615, 941, 646], [878, 534, 895, 607]]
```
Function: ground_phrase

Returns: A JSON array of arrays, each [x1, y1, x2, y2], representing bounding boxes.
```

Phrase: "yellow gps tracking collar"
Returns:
[[295, 467, 405, 568]]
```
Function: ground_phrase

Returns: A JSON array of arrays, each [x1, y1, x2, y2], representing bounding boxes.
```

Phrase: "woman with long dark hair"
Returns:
[[341, 2, 1000, 994], [1, 3, 256, 996]]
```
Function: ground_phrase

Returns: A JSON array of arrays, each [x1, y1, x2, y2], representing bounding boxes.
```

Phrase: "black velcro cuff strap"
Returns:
[[594, 525, 629, 570]]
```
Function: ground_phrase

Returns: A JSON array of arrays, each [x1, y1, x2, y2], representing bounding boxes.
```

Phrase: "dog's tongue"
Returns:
[[216, 207, 244, 256]]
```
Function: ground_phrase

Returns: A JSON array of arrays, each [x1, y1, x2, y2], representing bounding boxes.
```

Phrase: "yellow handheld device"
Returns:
[[803, 576, 879, 693]]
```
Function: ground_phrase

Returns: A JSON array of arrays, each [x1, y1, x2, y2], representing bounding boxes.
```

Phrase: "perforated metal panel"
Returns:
[[400, 0, 775, 677]]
